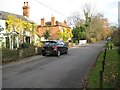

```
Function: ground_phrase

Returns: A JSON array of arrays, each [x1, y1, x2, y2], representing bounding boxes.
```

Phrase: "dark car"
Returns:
[[41, 40, 68, 56]]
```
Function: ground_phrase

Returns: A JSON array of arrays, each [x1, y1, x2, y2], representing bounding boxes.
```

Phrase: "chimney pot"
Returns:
[[41, 18, 45, 26], [22, 1, 30, 18], [64, 20, 67, 25], [26, 2, 28, 6], [24, 2, 25, 6], [51, 16, 55, 26]]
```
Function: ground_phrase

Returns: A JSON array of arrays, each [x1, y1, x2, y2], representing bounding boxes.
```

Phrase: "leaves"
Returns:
[[43, 30, 51, 40], [57, 28, 73, 42], [72, 25, 87, 40], [6, 15, 36, 44]]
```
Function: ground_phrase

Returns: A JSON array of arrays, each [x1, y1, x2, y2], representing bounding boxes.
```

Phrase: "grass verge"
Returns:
[[87, 48, 120, 89]]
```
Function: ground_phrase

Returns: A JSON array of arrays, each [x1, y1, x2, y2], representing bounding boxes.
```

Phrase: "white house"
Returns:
[[0, 2, 39, 49]]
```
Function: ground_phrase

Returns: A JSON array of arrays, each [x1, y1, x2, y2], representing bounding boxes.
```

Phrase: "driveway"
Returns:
[[2, 41, 105, 88]]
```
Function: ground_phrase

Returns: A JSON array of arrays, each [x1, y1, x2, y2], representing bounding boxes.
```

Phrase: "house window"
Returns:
[[5, 22, 8, 29], [13, 36, 17, 48], [26, 36, 30, 44], [6, 37, 9, 48]]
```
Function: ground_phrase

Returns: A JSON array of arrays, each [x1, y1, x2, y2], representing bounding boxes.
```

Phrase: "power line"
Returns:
[[35, 0, 67, 18]]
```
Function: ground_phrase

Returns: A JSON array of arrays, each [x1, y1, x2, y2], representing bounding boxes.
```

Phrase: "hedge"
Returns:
[[2, 47, 42, 63], [2, 48, 19, 62]]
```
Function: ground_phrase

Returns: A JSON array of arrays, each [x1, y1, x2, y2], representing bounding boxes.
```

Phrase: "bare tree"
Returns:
[[82, 3, 96, 18], [81, 3, 97, 28], [67, 12, 82, 28]]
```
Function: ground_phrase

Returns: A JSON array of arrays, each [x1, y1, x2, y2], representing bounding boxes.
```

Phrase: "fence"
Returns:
[[99, 48, 107, 89]]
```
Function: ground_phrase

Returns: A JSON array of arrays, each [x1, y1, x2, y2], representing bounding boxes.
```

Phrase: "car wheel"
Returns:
[[42, 53, 46, 56], [65, 49, 68, 54], [57, 50, 61, 57]]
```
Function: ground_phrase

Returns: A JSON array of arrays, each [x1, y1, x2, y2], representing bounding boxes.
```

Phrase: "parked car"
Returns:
[[41, 40, 68, 56]]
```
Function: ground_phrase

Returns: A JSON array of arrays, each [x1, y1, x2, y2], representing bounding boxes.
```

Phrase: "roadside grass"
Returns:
[[87, 48, 120, 88]]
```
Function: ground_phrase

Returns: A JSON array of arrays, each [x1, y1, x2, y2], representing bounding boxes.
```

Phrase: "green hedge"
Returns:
[[2, 47, 42, 63], [20, 46, 35, 58], [2, 48, 19, 62], [36, 47, 42, 55]]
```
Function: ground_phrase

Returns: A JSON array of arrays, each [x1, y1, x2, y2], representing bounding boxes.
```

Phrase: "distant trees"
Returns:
[[110, 25, 119, 46], [87, 13, 110, 42], [67, 3, 110, 43], [67, 12, 81, 27]]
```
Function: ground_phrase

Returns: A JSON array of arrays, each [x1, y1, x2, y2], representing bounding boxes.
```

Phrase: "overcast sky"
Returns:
[[0, 0, 119, 25]]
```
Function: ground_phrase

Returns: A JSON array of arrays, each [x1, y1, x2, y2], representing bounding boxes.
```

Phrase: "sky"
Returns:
[[0, 0, 119, 25]]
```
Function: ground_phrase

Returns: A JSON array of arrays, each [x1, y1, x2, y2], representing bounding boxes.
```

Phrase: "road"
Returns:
[[2, 41, 105, 88]]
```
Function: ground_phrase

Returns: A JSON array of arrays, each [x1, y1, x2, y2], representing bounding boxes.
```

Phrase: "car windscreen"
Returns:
[[44, 41, 57, 46]]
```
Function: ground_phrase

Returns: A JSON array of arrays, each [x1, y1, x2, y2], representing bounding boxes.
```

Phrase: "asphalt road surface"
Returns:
[[2, 41, 106, 88]]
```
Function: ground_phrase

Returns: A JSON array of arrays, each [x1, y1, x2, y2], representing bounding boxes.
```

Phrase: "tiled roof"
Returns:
[[44, 21, 70, 28], [0, 10, 34, 24], [58, 22, 67, 27]]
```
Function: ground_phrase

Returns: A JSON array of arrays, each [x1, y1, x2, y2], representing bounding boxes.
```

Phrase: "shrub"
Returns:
[[2, 48, 19, 63], [2, 46, 42, 64], [118, 47, 120, 54], [35, 47, 42, 55], [88, 38, 96, 43], [20, 46, 35, 58], [20, 42, 29, 48], [75, 40, 79, 45]]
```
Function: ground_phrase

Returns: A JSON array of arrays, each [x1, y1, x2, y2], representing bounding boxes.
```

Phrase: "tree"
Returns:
[[6, 15, 35, 49], [57, 28, 73, 42], [67, 3, 110, 43], [110, 25, 119, 46], [72, 25, 86, 42], [88, 14, 110, 41], [6, 15, 23, 49], [43, 30, 51, 40], [67, 12, 82, 28], [82, 3, 96, 28], [57, 29, 63, 40]]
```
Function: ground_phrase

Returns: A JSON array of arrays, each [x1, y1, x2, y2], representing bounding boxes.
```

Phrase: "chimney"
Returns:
[[51, 16, 55, 26], [41, 18, 45, 26], [24, 2, 25, 6], [56, 21, 59, 25], [26, 1, 28, 6], [64, 20, 67, 25], [22, 1, 30, 18]]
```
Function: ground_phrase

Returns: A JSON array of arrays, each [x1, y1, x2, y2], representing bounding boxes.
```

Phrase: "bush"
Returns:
[[20, 42, 29, 48], [35, 47, 42, 55], [118, 47, 120, 54], [88, 38, 96, 43], [37, 47, 42, 54], [2, 46, 42, 64], [20, 46, 35, 58], [75, 40, 79, 45], [2, 48, 19, 63], [106, 40, 114, 49]]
